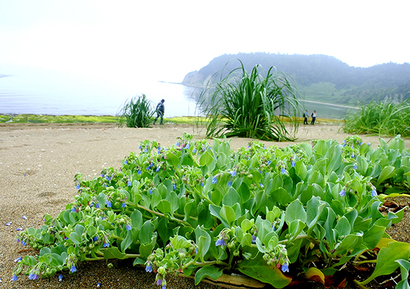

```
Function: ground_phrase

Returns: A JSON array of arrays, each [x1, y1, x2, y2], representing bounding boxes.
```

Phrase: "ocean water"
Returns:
[[0, 64, 201, 117], [0, 63, 353, 119]]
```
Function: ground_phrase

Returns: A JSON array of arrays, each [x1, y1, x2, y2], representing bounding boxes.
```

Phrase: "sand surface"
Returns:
[[1, 123, 409, 288]]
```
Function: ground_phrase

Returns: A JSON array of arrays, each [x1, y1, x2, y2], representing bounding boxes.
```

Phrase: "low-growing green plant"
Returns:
[[198, 61, 302, 141], [344, 99, 410, 137], [117, 94, 154, 128], [12, 133, 410, 288]]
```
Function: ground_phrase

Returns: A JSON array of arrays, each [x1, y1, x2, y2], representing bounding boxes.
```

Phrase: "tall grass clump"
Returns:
[[117, 94, 153, 128], [344, 98, 410, 137], [197, 61, 302, 141]]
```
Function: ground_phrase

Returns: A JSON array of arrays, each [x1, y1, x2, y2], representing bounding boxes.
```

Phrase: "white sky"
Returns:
[[0, 0, 409, 83]]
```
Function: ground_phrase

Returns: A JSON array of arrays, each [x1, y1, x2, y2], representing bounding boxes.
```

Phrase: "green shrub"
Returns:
[[117, 94, 153, 128], [344, 99, 410, 137], [198, 61, 302, 141]]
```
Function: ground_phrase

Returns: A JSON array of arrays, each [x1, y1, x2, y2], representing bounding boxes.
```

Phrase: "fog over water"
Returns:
[[0, 64, 352, 119]]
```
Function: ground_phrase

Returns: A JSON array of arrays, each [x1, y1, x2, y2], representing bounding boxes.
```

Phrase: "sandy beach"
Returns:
[[1, 123, 409, 289]]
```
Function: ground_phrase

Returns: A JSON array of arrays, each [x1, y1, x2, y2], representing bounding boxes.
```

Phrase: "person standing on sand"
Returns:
[[153, 99, 165, 125], [303, 110, 309, 125], [311, 110, 317, 125]]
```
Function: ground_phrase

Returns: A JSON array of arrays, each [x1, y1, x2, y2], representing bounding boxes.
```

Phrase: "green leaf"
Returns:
[[69, 232, 81, 245], [103, 247, 128, 259], [376, 165, 396, 186], [157, 199, 172, 214], [238, 256, 292, 288], [194, 266, 223, 285], [74, 224, 85, 237], [220, 205, 236, 226], [199, 151, 213, 166], [395, 259, 410, 289], [358, 241, 410, 286], [222, 187, 241, 207], [285, 199, 307, 224], [139, 220, 154, 244], [120, 230, 133, 253], [362, 224, 385, 249], [195, 226, 211, 262]]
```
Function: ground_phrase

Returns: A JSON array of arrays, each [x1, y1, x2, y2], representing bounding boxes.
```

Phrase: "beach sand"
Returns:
[[1, 123, 409, 288]]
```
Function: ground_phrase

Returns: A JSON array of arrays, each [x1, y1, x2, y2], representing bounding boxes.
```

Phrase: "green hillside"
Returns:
[[182, 53, 410, 106]]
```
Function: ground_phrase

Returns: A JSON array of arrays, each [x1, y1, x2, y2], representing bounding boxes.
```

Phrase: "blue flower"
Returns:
[[71, 207, 76, 212], [14, 257, 22, 263], [70, 265, 77, 273], [351, 154, 355, 158], [280, 168, 286, 175], [291, 161, 296, 167], [138, 145, 141, 150], [259, 183, 264, 188], [352, 164, 357, 170], [103, 242, 109, 248], [95, 203, 100, 208], [21, 240, 27, 246], [228, 181, 232, 186], [371, 189, 377, 197], [105, 200, 111, 208], [158, 146, 161, 150], [281, 263, 289, 273], [268, 160, 271, 165], [22, 215, 28, 220], [156, 166, 160, 172], [126, 224, 131, 231], [58, 274, 63, 282], [76, 184, 80, 189], [193, 148, 197, 153], [12, 274, 18, 281], [145, 263, 152, 272], [157, 279, 162, 285], [144, 148, 148, 152], [173, 184, 177, 190], [124, 160, 128, 165], [127, 180, 132, 186], [186, 144, 190, 149], [339, 189, 346, 197], [252, 235, 256, 244], [106, 176, 110, 181], [138, 170, 141, 175], [93, 236, 99, 241], [29, 273, 35, 280], [212, 176, 217, 184], [122, 202, 126, 208], [200, 182, 204, 187], [149, 189, 153, 195], [215, 239, 226, 247], [5, 221, 12, 226], [230, 171, 236, 177], [16, 228, 22, 231], [162, 285, 166, 289]]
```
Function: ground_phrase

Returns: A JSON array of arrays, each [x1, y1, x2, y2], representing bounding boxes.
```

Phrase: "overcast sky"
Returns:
[[0, 0, 409, 83]]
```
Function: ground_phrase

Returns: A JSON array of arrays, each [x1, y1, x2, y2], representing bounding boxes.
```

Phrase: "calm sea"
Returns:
[[0, 63, 353, 119]]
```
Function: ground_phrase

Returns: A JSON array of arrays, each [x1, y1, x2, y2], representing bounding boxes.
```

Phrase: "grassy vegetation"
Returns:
[[116, 94, 153, 128], [198, 62, 302, 141], [343, 99, 410, 137]]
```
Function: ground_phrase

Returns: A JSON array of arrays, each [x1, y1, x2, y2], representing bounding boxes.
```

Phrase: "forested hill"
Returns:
[[182, 52, 410, 105]]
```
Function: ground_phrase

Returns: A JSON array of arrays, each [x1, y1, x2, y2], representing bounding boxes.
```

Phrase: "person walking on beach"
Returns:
[[153, 99, 165, 125], [311, 110, 317, 125], [303, 110, 309, 125]]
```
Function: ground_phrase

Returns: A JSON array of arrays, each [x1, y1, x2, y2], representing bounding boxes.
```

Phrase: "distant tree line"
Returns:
[[182, 52, 410, 105]]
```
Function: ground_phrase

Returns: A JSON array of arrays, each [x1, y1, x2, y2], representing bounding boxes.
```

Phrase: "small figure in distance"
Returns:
[[303, 110, 309, 125], [311, 110, 317, 125], [153, 99, 165, 125]]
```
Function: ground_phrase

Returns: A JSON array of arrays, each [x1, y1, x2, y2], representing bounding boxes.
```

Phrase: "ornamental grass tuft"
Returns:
[[117, 94, 153, 128], [197, 60, 302, 141]]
